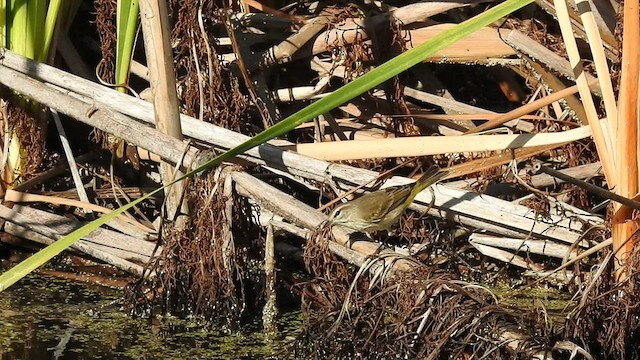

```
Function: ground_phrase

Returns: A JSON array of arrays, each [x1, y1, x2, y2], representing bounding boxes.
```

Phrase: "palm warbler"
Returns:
[[327, 166, 449, 233]]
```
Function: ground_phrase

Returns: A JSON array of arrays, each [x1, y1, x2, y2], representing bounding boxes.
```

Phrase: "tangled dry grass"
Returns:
[[290, 228, 552, 359]]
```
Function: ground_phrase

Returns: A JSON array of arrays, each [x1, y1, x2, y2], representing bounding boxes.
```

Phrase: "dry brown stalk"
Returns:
[[139, 0, 189, 224], [504, 30, 602, 96], [4, 189, 155, 234], [286, 123, 595, 160], [554, 0, 616, 186], [0, 205, 146, 276], [574, 0, 618, 134], [612, 0, 640, 280], [408, 24, 516, 61], [465, 84, 581, 134]]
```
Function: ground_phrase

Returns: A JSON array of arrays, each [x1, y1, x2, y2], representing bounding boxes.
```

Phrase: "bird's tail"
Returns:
[[406, 166, 450, 205]]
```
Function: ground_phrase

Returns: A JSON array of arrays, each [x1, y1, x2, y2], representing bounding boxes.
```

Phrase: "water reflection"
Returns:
[[0, 275, 300, 359]]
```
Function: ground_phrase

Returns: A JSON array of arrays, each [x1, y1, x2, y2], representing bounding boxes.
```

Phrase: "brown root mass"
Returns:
[[94, 0, 116, 87], [92, 0, 118, 150], [170, 0, 248, 132], [291, 229, 550, 359], [565, 236, 640, 359], [128, 169, 262, 325], [0, 98, 47, 187], [94, 0, 250, 143], [94, 0, 259, 325]]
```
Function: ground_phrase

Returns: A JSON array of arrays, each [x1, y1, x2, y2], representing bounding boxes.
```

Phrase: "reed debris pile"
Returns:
[[0, 0, 637, 358]]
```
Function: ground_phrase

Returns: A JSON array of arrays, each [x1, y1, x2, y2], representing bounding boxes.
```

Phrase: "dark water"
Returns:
[[0, 275, 301, 359]]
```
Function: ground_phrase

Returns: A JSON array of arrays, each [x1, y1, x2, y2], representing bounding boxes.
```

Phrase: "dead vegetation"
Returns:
[[292, 230, 551, 359], [0, 0, 639, 358]]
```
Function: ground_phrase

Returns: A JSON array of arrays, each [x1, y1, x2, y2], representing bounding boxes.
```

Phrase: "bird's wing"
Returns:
[[368, 186, 411, 223]]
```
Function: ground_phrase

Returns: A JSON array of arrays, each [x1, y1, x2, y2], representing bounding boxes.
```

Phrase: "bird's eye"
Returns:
[[333, 209, 342, 218]]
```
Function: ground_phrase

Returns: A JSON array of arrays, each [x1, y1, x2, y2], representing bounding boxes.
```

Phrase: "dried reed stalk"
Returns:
[[466, 84, 580, 134], [612, 0, 640, 280], [139, 0, 189, 223], [574, 0, 618, 138], [553, 0, 616, 186], [288, 123, 597, 160]]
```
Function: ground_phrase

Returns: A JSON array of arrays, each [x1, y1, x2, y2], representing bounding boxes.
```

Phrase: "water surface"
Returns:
[[0, 274, 300, 359]]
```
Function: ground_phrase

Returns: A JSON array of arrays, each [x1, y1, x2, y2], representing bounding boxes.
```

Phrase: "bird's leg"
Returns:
[[372, 243, 388, 256], [371, 231, 393, 255]]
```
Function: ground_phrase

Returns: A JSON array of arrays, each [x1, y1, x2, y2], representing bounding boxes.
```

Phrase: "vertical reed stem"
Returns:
[[613, 0, 640, 280]]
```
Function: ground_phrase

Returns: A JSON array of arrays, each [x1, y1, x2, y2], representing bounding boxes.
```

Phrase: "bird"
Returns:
[[327, 166, 449, 234]]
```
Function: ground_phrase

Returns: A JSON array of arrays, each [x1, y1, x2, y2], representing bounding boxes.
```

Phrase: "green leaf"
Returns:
[[115, 0, 139, 92], [0, 1, 7, 48], [30, 0, 46, 59], [38, 0, 62, 62], [8, 0, 28, 57]]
